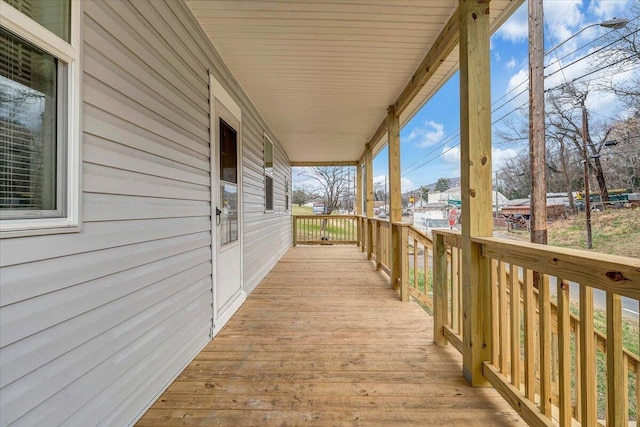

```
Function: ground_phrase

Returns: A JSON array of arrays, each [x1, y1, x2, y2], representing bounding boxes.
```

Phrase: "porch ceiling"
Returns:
[[187, 0, 521, 163]]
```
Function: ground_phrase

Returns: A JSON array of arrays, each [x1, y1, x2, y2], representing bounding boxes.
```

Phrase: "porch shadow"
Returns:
[[136, 246, 524, 426]]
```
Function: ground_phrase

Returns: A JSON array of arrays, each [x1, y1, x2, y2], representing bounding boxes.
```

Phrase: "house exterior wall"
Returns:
[[0, 1, 291, 426]]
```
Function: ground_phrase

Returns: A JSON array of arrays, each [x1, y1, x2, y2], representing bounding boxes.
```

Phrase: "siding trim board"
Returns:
[[0, 1, 291, 425]]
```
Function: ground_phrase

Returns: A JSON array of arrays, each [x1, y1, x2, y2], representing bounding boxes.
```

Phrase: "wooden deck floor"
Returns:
[[136, 246, 524, 426]]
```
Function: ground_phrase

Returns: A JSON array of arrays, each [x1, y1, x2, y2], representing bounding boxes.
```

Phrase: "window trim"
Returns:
[[263, 133, 274, 213], [0, 0, 82, 237]]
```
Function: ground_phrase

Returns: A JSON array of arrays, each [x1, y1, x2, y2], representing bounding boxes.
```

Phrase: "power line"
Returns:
[[401, 22, 639, 177]]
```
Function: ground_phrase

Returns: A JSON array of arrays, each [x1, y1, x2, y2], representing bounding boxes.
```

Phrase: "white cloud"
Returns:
[[506, 58, 517, 69], [496, 5, 528, 42], [589, 0, 631, 19], [441, 146, 461, 164], [373, 175, 386, 184], [407, 120, 445, 148], [440, 146, 517, 171], [373, 175, 415, 193], [401, 177, 414, 193], [492, 147, 518, 170], [506, 68, 529, 95]]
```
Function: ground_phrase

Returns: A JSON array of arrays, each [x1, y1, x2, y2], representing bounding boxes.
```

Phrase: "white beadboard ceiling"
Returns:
[[187, 0, 522, 163]]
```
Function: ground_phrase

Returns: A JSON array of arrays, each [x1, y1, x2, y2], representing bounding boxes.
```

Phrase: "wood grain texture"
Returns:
[[136, 246, 525, 426]]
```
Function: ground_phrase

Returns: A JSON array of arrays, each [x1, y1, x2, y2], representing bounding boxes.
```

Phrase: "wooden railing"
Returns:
[[292, 215, 358, 245], [431, 229, 639, 427], [368, 218, 391, 275], [297, 215, 638, 425]]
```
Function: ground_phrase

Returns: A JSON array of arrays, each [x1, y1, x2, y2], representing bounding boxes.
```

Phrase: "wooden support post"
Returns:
[[388, 106, 402, 293], [356, 162, 363, 250], [399, 224, 409, 302], [433, 232, 448, 345], [365, 143, 374, 258], [459, 0, 493, 387], [292, 216, 297, 247]]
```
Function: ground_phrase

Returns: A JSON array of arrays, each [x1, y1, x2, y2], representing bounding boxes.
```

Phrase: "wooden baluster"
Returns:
[[457, 248, 463, 336], [637, 358, 639, 426], [491, 259, 499, 366], [539, 274, 551, 416], [413, 238, 418, 291], [423, 244, 429, 297], [606, 292, 627, 426], [499, 261, 508, 374], [433, 232, 448, 346], [367, 219, 373, 260], [376, 221, 381, 270], [509, 264, 521, 388], [400, 225, 409, 302], [574, 320, 582, 422], [557, 279, 571, 427], [523, 269, 535, 400], [580, 285, 596, 425], [451, 247, 460, 333]]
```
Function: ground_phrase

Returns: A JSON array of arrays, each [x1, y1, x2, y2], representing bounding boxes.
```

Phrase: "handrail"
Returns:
[[292, 214, 358, 246], [430, 228, 639, 426]]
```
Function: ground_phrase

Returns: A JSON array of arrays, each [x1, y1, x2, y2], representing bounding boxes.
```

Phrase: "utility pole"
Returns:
[[529, 0, 547, 245], [582, 103, 593, 249]]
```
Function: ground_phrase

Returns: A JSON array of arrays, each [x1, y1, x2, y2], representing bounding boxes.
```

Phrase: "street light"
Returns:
[[545, 18, 630, 57]]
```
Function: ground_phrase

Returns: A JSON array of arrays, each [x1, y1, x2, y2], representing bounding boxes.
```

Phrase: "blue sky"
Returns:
[[373, 0, 638, 192]]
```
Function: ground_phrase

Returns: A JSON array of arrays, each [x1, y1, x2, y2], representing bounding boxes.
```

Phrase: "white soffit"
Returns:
[[187, 0, 522, 163]]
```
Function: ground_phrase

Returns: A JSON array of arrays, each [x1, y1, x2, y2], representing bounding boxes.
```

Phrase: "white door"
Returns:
[[212, 99, 243, 325]]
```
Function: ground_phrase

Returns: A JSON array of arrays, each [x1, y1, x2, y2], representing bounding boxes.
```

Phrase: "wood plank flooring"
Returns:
[[136, 246, 524, 426]]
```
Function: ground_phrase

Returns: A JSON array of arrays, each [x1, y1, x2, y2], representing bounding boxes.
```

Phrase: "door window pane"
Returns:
[[4, 0, 71, 42], [219, 118, 237, 184], [220, 183, 238, 245], [0, 28, 60, 214]]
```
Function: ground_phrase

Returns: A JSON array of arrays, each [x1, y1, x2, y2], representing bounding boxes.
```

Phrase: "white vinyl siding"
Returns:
[[0, 1, 290, 426]]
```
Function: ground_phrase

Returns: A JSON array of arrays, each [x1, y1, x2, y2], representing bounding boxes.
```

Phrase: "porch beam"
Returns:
[[367, 115, 388, 156], [291, 161, 359, 167], [364, 7, 459, 157], [459, 0, 493, 387], [392, 9, 460, 115]]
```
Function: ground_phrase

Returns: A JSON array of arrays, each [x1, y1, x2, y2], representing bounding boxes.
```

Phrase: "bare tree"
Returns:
[[546, 84, 613, 205], [292, 185, 318, 207], [297, 166, 354, 214], [373, 181, 386, 202]]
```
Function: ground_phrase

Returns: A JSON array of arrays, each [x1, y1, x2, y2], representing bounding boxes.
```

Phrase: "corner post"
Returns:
[[292, 216, 297, 247], [365, 143, 374, 259], [433, 232, 448, 345], [398, 224, 409, 302], [388, 105, 402, 292], [459, 0, 493, 386], [356, 161, 363, 249]]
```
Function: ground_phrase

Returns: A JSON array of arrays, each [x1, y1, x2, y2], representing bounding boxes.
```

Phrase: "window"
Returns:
[[264, 135, 273, 211], [284, 177, 289, 212], [0, 0, 80, 235]]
